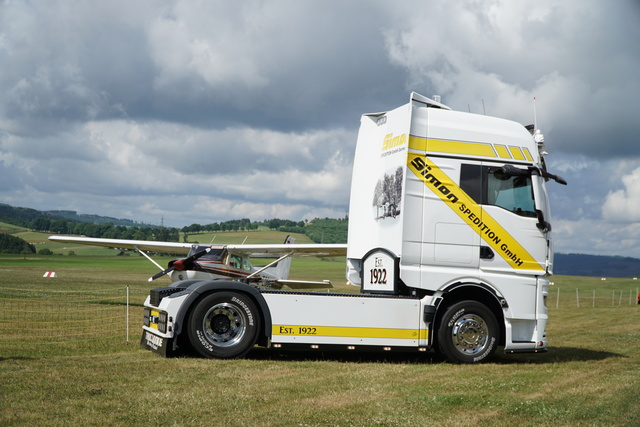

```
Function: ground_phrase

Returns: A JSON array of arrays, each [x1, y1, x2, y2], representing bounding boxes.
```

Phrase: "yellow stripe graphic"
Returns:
[[408, 136, 536, 164], [407, 154, 544, 272], [509, 146, 525, 160], [495, 145, 511, 159], [409, 136, 496, 158], [273, 325, 427, 340]]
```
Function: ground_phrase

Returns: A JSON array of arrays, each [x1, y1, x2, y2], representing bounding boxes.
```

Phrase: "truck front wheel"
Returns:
[[187, 292, 260, 359], [436, 301, 498, 363]]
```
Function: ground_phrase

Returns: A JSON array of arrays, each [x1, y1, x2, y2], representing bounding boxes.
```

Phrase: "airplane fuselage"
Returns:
[[168, 245, 279, 284]]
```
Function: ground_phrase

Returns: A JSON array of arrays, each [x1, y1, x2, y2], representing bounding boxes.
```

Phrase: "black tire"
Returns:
[[187, 292, 260, 359], [436, 300, 498, 364]]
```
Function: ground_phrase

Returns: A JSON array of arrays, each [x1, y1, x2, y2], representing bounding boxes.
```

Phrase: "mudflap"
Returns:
[[140, 329, 174, 357]]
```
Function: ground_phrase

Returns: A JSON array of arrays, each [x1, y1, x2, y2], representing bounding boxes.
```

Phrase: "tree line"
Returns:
[[29, 216, 347, 243], [182, 218, 348, 244], [1, 203, 349, 254], [32, 218, 181, 242]]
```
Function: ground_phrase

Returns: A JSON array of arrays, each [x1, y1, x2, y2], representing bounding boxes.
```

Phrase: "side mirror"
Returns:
[[492, 164, 567, 185], [498, 164, 529, 177], [543, 171, 567, 185]]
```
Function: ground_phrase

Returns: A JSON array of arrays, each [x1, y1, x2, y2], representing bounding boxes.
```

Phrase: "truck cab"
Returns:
[[347, 92, 565, 358]]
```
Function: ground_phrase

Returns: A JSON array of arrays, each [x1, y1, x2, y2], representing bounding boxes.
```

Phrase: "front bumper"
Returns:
[[140, 289, 189, 357], [140, 329, 174, 357]]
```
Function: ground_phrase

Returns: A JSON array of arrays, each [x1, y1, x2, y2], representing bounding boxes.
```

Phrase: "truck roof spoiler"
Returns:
[[410, 92, 451, 110], [363, 92, 452, 120]]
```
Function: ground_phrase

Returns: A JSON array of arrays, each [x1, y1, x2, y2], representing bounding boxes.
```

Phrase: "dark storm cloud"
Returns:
[[1, 1, 407, 134]]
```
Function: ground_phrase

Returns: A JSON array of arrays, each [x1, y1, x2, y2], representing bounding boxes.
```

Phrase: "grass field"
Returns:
[[1, 233, 639, 426]]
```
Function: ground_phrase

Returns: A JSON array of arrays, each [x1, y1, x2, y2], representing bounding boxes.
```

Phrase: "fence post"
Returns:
[[126, 286, 130, 342], [618, 290, 622, 306], [576, 288, 579, 308], [556, 287, 560, 309], [593, 289, 595, 308]]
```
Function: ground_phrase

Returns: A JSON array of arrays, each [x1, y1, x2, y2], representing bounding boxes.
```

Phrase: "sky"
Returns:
[[1, 0, 639, 257]]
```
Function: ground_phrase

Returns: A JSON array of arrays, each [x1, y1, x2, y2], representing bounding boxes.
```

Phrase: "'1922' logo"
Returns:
[[369, 268, 387, 284]]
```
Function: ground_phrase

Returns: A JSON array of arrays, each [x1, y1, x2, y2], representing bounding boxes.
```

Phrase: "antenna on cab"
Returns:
[[528, 97, 546, 156]]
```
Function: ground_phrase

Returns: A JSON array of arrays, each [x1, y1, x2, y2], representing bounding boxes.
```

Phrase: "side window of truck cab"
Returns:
[[460, 164, 536, 218], [487, 172, 536, 217]]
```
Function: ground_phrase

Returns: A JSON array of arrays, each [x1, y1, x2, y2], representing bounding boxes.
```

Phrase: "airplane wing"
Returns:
[[48, 236, 194, 255], [227, 243, 347, 258], [48, 236, 347, 257]]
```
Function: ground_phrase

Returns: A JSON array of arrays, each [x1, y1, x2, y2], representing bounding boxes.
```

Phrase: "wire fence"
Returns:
[[1, 284, 636, 355], [0, 286, 144, 349], [551, 286, 640, 308]]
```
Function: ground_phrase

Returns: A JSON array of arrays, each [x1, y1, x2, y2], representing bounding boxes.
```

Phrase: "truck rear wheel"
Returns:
[[436, 300, 498, 364], [187, 292, 260, 359]]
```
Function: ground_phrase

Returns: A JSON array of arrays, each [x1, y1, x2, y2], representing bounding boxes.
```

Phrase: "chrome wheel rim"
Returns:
[[451, 314, 489, 355], [203, 303, 246, 347]]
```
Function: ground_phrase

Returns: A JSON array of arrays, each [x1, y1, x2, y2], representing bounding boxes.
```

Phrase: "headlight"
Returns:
[[158, 311, 168, 333], [143, 308, 169, 333], [143, 307, 151, 327]]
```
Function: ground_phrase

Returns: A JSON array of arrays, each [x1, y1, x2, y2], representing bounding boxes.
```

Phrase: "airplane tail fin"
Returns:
[[274, 235, 294, 280], [261, 235, 294, 280]]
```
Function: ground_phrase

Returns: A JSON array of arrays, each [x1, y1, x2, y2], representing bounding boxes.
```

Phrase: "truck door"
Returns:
[[531, 173, 553, 274], [426, 159, 481, 269], [476, 163, 547, 275]]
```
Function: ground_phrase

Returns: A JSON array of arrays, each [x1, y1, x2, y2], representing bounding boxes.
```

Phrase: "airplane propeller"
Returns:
[[148, 247, 211, 282]]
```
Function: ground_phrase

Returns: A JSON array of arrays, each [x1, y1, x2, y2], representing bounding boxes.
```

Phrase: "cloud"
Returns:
[[0, 0, 413, 135], [148, 2, 270, 91], [0, 117, 354, 224], [554, 218, 640, 256], [602, 167, 640, 223]]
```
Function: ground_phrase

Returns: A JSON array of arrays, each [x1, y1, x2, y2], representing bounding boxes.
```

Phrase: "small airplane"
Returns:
[[48, 235, 347, 289]]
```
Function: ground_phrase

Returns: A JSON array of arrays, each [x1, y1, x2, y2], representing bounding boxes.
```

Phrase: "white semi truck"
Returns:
[[141, 92, 566, 363]]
